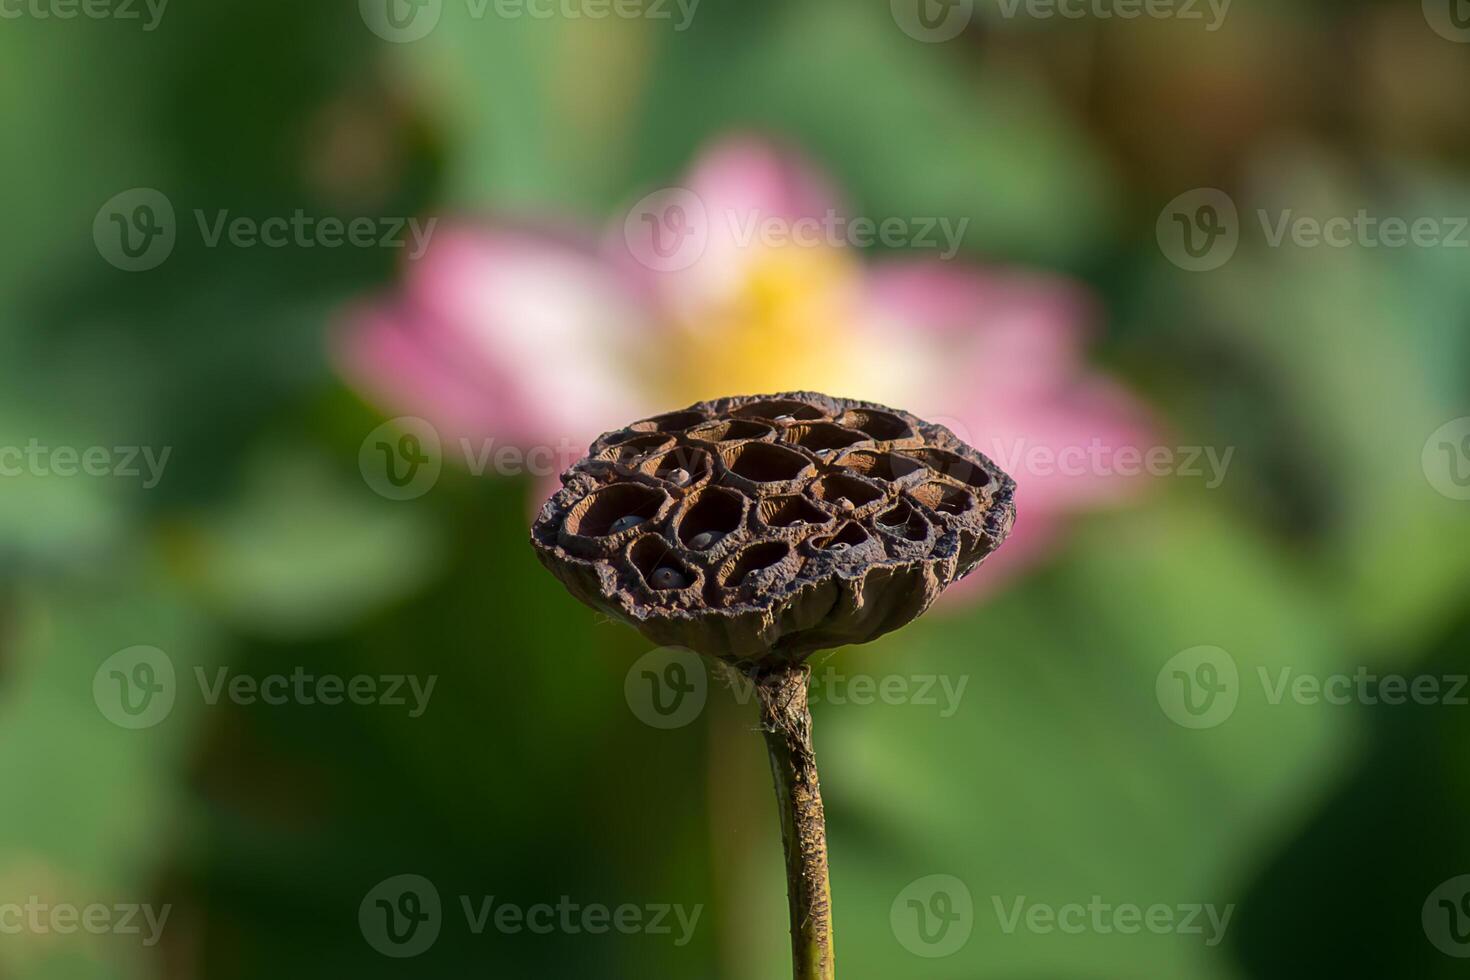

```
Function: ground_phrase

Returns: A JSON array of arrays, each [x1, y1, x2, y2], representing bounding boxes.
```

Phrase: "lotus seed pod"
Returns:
[[531, 391, 1016, 667]]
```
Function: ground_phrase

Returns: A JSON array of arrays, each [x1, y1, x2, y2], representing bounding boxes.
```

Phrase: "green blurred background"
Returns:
[[4, 0, 1470, 977]]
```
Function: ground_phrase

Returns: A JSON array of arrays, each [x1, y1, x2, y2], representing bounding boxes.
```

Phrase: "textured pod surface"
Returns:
[[530, 392, 1016, 666]]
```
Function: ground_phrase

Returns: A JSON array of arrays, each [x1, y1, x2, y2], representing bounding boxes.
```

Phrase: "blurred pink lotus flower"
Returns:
[[333, 135, 1156, 596]]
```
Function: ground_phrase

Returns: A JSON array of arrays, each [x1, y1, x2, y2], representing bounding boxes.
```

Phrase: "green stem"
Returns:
[[753, 664, 835, 980]]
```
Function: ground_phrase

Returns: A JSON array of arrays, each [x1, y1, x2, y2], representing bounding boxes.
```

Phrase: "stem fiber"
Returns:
[[753, 664, 835, 980]]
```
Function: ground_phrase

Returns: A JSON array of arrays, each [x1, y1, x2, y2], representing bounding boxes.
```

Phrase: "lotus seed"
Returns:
[[773, 414, 795, 424], [688, 531, 720, 550], [609, 515, 644, 534], [660, 467, 691, 486], [651, 566, 687, 589], [837, 497, 855, 513]]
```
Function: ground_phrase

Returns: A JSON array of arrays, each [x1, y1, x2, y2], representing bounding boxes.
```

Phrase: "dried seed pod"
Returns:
[[531, 391, 1016, 667]]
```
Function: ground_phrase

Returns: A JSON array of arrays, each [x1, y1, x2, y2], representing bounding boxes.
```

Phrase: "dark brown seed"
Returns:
[[609, 515, 644, 534], [659, 467, 691, 487], [688, 531, 720, 551], [651, 566, 687, 589]]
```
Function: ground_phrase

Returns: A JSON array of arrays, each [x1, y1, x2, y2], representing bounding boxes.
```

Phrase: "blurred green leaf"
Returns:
[[190, 448, 444, 640], [0, 557, 219, 980], [1163, 153, 1470, 655], [636, 0, 1116, 264], [800, 493, 1351, 980]]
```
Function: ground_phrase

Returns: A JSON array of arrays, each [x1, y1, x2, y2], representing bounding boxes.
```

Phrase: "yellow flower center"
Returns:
[[662, 244, 868, 404]]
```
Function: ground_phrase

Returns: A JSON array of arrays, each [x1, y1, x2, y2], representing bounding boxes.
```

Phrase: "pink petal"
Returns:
[[609, 134, 848, 320], [862, 260, 1161, 597], [334, 298, 533, 444], [684, 133, 841, 226], [971, 379, 1161, 513], [867, 259, 1098, 400], [333, 224, 659, 456]]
